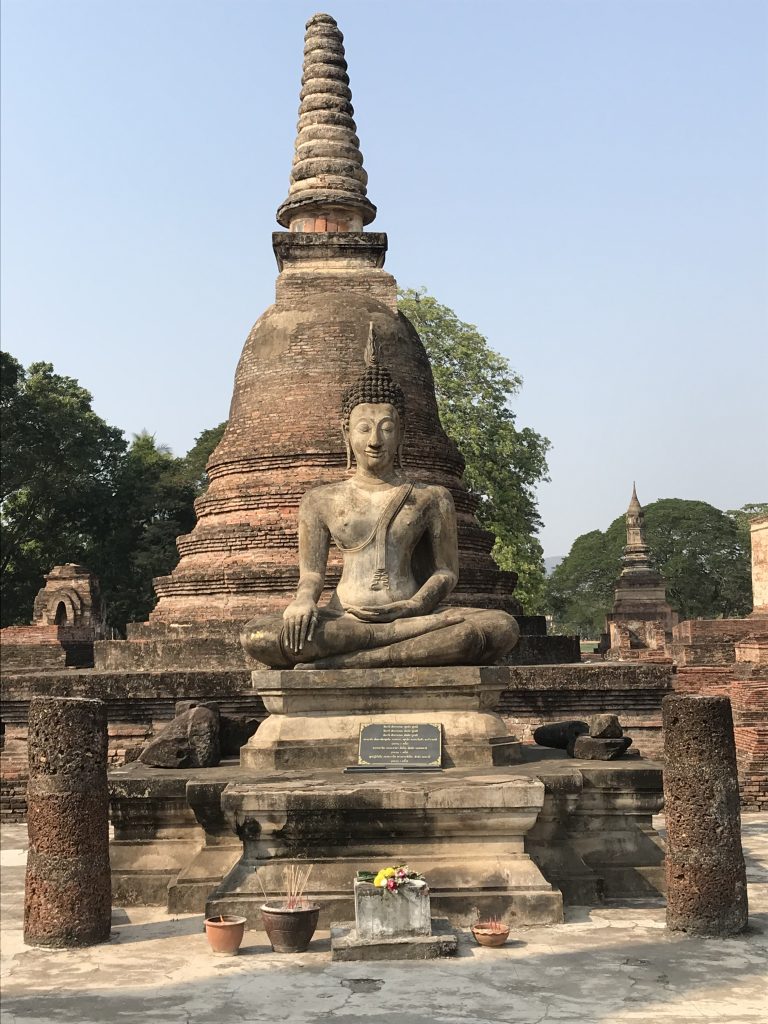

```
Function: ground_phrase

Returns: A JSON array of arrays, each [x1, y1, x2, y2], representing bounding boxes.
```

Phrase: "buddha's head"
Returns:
[[341, 324, 406, 472]]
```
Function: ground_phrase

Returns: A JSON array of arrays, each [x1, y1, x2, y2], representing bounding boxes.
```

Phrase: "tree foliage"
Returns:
[[546, 498, 765, 637], [1, 352, 227, 631], [90, 432, 199, 629], [397, 288, 551, 611], [1, 352, 126, 625], [183, 422, 227, 494]]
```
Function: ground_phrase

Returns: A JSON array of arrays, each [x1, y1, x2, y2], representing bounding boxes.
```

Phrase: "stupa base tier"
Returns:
[[207, 769, 562, 928]]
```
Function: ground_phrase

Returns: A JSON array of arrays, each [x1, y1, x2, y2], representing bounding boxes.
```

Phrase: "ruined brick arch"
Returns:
[[42, 588, 81, 627]]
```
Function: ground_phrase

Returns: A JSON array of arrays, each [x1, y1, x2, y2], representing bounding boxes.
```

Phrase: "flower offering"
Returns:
[[357, 865, 425, 893]]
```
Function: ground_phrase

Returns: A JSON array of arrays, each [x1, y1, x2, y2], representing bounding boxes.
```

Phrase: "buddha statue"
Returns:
[[241, 327, 520, 669]]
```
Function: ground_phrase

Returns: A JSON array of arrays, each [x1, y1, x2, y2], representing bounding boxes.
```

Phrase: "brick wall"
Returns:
[[498, 662, 672, 760], [673, 632, 768, 810], [0, 668, 262, 820]]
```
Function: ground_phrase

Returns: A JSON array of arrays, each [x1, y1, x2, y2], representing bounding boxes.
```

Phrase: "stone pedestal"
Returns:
[[24, 697, 111, 947], [354, 879, 431, 939], [105, 750, 665, 914], [663, 694, 748, 935], [241, 666, 521, 769], [206, 768, 561, 928]]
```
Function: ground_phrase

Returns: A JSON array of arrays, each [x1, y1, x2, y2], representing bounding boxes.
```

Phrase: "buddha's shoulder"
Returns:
[[409, 481, 454, 506], [300, 481, 346, 508]]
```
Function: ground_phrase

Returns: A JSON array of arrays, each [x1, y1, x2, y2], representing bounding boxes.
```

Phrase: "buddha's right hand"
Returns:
[[282, 598, 319, 653]]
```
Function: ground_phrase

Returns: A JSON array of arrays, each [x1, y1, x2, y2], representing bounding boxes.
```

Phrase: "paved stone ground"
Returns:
[[1, 816, 766, 1024]]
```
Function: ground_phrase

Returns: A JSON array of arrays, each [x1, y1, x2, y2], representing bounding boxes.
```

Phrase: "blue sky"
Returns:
[[2, 0, 766, 557]]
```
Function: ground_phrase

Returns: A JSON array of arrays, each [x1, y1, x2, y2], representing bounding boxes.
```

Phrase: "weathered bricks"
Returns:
[[662, 694, 748, 936], [24, 697, 111, 947]]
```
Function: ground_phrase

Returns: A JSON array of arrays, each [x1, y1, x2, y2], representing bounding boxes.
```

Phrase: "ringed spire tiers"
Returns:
[[276, 13, 376, 232]]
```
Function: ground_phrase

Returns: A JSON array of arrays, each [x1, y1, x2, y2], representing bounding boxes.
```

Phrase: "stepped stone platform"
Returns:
[[107, 749, 664, 925]]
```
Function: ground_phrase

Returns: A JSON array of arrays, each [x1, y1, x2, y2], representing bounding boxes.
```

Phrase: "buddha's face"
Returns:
[[346, 403, 402, 474]]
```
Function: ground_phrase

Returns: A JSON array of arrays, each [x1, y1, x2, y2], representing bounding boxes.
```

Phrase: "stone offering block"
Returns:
[[330, 917, 457, 962], [354, 879, 430, 939]]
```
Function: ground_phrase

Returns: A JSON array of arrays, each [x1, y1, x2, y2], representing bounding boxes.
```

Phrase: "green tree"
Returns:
[[91, 431, 199, 631], [1, 352, 207, 632], [1, 353, 126, 626], [397, 288, 550, 611], [182, 421, 227, 493], [547, 498, 760, 636]]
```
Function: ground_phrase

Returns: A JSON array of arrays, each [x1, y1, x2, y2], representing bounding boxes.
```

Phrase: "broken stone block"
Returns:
[[139, 705, 220, 768], [569, 735, 632, 760], [588, 714, 623, 739], [533, 721, 588, 750]]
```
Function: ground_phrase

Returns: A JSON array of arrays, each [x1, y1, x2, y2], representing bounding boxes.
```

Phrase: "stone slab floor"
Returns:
[[1, 816, 766, 1024]]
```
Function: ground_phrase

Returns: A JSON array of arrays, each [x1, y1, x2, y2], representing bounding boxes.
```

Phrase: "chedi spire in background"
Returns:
[[277, 13, 376, 232], [622, 483, 653, 575]]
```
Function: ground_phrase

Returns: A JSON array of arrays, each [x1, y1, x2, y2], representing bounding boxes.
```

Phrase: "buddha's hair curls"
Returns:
[[341, 323, 406, 430]]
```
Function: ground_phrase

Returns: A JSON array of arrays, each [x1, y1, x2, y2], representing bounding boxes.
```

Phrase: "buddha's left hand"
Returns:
[[345, 600, 418, 622]]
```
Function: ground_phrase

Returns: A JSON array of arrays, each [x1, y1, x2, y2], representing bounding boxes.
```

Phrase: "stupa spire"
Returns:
[[621, 483, 652, 575], [628, 481, 641, 514], [276, 13, 376, 232]]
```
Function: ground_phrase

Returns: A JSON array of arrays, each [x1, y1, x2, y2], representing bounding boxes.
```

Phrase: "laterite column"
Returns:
[[24, 697, 111, 946], [662, 694, 748, 935]]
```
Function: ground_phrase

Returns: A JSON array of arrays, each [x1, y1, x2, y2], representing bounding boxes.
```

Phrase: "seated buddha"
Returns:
[[241, 328, 519, 669]]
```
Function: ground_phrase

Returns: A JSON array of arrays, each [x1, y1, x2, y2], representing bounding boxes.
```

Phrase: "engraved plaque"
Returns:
[[357, 723, 442, 768]]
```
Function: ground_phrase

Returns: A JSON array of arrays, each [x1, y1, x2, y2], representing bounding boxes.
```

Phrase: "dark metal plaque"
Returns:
[[356, 723, 442, 768]]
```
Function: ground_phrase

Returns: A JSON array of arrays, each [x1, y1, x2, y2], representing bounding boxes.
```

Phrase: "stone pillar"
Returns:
[[750, 514, 768, 617], [662, 694, 748, 935], [24, 697, 111, 947]]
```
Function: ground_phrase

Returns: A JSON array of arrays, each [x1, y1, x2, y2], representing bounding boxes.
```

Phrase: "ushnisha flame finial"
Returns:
[[341, 323, 405, 430], [363, 320, 379, 367], [277, 13, 376, 232]]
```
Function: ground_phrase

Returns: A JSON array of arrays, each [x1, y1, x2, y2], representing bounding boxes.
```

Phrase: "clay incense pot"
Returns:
[[471, 922, 510, 948], [260, 903, 320, 953], [204, 915, 247, 956]]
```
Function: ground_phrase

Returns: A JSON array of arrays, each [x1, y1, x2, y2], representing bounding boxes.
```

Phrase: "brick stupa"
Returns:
[[110, 14, 520, 665]]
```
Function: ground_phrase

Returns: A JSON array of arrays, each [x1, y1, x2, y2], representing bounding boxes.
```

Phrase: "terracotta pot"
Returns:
[[260, 903, 320, 953], [471, 924, 510, 948], [205, 915, 247, 956]]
